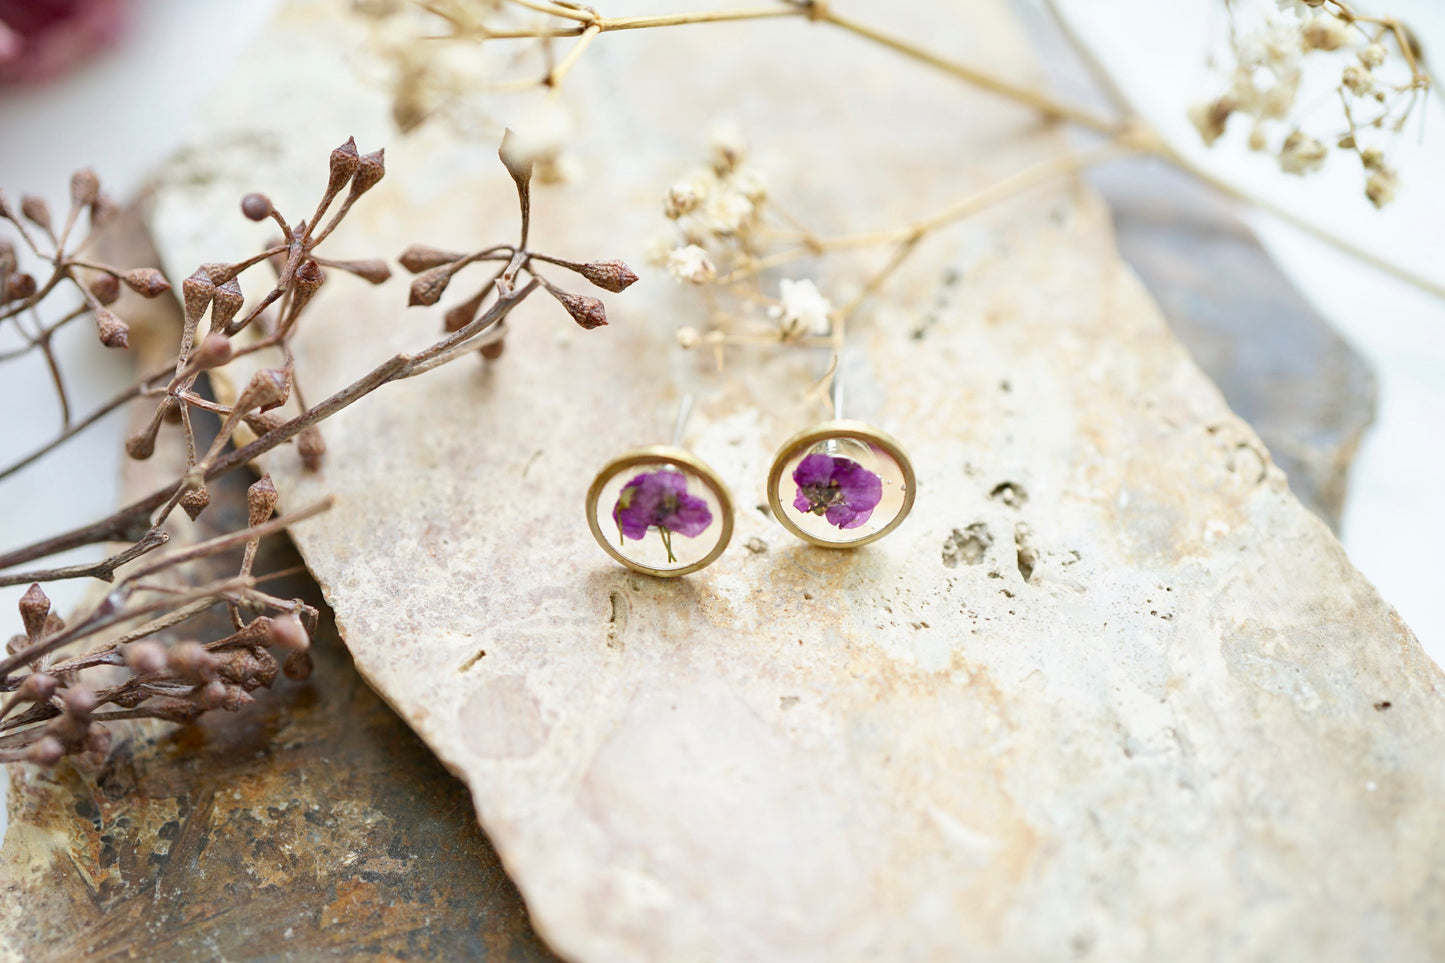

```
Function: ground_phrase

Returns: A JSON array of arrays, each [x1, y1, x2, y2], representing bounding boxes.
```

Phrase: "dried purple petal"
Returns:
[[791, 453, 883, 529], [612, 469, 713, 562]]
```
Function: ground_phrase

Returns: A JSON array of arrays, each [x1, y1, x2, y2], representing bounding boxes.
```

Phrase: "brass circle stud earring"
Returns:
[[767, 376, 915, 549], [586, 396, 734, 577]]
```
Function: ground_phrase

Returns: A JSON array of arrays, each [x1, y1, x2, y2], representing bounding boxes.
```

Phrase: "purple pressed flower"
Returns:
[[613, 468, 713, 562], [792, 452, 883, 530], [0, 0, 129, 86]]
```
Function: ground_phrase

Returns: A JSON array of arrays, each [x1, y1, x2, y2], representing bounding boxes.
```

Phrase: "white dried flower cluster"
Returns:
[[1188, 1, 1427, 208], [662, 124, 769, 243], [767, 279, 834, 339], [656, 127, 843, 349]]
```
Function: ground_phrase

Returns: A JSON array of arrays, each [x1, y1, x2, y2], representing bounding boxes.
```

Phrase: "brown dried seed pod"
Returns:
[[282, 650, 313, 681], [328, 136, 361, 195], [579, 259, 639, 293], [332, 258, 391, 284], [6, 272, 37, 300], [242, 367, 290, 412], [548, 287, 608, 329], [20, 195, 51, 232], [94, 308, 130, 349], [247, 474, 279, 526], [241, 192, 273, 222], [243, 410, 288, 436], [90, 195, 119, 227], [398, 245, 464, 273], [147, 699, 206, 724], [84, 726, 112, 761], [193, 332, 233, 369], [408, 264, 456, 306], [480, 338, 506, 361], [180, 485, 211, 521], [349, 148, 386, 197], [182, 267, 216, 320], [443, 289, 487, 333], [121, 267, 171, 298], [89, 272, 122, 305], [70, 168, 100, 207], [298, 426, 326, 471], [288, 258, 325, 316], [19, 583, 50, 640], [210, 277, 244, 330], [125, 423, 160, 460]]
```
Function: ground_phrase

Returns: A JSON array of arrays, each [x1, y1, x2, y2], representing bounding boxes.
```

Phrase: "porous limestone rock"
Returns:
[[147, 2, 1445, 960]]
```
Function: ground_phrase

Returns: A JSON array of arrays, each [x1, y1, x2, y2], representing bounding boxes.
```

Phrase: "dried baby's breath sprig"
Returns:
[[399, 130, 637, 354], [1190, 0, 1430, 207], [656, 127, 1128, 386]]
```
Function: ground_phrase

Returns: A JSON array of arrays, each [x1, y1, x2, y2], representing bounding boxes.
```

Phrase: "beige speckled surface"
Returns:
[[148, 2, 1445, 960]]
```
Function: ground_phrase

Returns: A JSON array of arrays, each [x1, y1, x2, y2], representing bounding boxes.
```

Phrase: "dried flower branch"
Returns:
[[354, 0, 1441, 301], [0, 132, 633, 767], [1190, 0, 1430, 207]]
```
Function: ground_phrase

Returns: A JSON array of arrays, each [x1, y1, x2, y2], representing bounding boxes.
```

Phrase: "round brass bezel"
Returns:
[[586, 445, 734, 577], [767, 420, 916, 549]]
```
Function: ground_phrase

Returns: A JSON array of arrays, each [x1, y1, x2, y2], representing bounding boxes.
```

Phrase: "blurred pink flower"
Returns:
[[0, 0, 129, 86]]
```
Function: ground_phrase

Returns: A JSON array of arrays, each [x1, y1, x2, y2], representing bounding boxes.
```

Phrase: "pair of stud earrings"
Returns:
[[585, 387, 915, 577]]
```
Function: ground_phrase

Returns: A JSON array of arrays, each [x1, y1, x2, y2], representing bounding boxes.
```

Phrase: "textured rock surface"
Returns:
[[1095, 158, 1377, 530], [146, 2, 1445, 961]]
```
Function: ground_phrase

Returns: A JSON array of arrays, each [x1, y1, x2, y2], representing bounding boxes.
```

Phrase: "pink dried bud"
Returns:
[[332, 258, 391, 284], [84, 725, 112, 760], [244, 410, 288, 436], [219, 685, 255, 711], [123, 640, 167, 676], [90, 195, 119, 227], [148, 698, 205, 724], [19, 583, 50, 640], [247, 474, 279, 526], [211, 277, 244, 330], [180, 485, 211, 521], [70, 169, 101, 207], [95, 308, 129, 348], [498, 129, 533, 189], [27, 736, 65, 766], [282, 649, 313, 681], [399, 245, 463, 273], [408, 264, 455, 307], [89, 272, 122, 305], [20, 195, 51, 232], [182, 268, 217, 320], [242, 367, 290, 412], [121, 267, 171, 298], [7, 272, 37, 300], [267, 613, 311, 653], [193, 333, 233, 370], [61, 686, 97, 720], [21, 672, 57, 703], [168, 641, 217, 683], [548, 288, 608, 329], [328, 137, 361, 194], [579, 259, 639, 293], [197, 679, 228, 709], [298, 426, 326, 471], [241, 192, 274, 222], [349, 148, 386, 197]]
